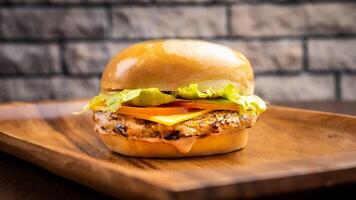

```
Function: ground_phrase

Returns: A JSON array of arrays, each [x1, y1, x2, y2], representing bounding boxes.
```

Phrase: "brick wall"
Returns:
[[0, 0, 355, 103]]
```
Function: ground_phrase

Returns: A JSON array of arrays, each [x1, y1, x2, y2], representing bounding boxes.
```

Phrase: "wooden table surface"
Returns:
[[0, 101, 355, 200]]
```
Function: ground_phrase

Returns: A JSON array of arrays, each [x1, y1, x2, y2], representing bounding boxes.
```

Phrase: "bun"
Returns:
[[99, 129, 248, 158], [100, 40, 254, 94]]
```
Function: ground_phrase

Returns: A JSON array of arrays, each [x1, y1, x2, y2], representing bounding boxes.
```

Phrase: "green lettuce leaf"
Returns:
[[75, 93, 110, 114], [127, 88, 176, 107], [84, 88, 176, 112], [221, 84, 266, 114], [105, 89, 142, 112], [176, 84, 267, 115], [176, 84, 223, 99], [82, 84, 267, 115]]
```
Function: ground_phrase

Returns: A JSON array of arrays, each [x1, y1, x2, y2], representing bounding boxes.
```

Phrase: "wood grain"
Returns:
[[0, 100, 356, 200]]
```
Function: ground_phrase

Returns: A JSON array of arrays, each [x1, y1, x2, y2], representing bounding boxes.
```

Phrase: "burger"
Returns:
[[82, 40, 267, 158]]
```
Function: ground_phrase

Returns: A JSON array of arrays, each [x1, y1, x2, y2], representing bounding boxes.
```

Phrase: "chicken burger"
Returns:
[[83, 40, 267, 158]]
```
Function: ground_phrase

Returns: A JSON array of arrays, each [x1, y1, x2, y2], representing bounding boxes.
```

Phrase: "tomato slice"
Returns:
[[169, 101, 240, 111], [117, 106, 192, 116]]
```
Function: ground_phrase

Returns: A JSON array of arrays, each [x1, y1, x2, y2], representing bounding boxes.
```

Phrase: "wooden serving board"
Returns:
[[0, 100, 356, 200]]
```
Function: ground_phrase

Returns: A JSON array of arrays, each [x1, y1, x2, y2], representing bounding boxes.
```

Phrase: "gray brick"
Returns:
[[309, 39, 356, 71], [156, 0, 218, 2], [9, 0, 48, 2], [51, 77, 99, 99], [64, 42, 132, 74], [48, 0, 148, 2], [0, 77, 100, 102], [112, 6, 226, 38], [341, 75, 356, 101], [231, 3, 356, 37], [156, 0, 252, 1], [305, 3, 356, 35], [255, 74, 335, 102], [0, 8, 108, 39], [0, 44, 61, 74], [11, 0, 212, 2], [0, 78, 53, 102], [231, 5, 305, 37], [219, 40, 303, 72]]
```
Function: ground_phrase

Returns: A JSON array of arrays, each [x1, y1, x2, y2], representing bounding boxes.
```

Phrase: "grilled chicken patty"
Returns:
[[94, 111, 257, 140]]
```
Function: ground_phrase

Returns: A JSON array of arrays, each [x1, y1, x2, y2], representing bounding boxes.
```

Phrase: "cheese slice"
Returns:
[[132, 109, 212, 126]]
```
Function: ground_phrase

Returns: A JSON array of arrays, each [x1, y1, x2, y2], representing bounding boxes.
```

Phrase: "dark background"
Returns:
[[0, 0, 355, 103]]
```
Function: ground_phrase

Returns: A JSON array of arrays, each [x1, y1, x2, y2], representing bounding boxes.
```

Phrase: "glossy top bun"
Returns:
[[100, 40, 254, 94]]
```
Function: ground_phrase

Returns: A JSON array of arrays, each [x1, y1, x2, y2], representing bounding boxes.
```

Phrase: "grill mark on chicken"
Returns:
[[164, 130, 180, 140], [94, 111, 257, 140], [113, 124, 127, 136]]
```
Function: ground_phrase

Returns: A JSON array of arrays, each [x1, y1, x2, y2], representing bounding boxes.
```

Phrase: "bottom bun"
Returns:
[[99, 129, 248, 158]]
